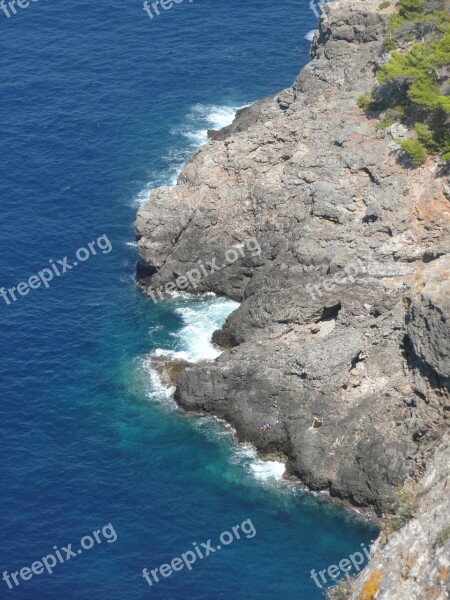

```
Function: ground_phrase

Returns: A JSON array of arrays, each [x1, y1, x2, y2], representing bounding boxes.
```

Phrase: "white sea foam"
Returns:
[[141, 355, 177, 410], [155, 295, 239, 362], [132, 103, 243, 206], [193, 417, 286, 483], [236, 444, 286, 482], [249, 457, 286, 481], [140, 294, 237, 407], [305, 29, 318, 41], [139, 294, 288, 486], [177, 104, 240, 146], [132, 101, 287, 486]]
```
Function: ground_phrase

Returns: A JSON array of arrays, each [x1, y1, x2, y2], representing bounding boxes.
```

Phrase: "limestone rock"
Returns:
[[135, 0, 450, 513]]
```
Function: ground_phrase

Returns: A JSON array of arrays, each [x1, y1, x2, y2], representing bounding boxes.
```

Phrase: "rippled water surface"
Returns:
[[0, 1, 376, 598]]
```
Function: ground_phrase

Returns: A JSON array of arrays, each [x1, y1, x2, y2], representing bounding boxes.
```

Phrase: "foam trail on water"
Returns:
[[133, 103, 243, 206], [195, 418, 287, 484], [142, 356, 177, 408], [249, 457, 286, 481], [133, 101, 286, 484], [139, 294, 237, 407], [304, 29, 318, 41], [237, 444, 286, 482], [141, 294, 287, 485], [155, 294, 239, 362], [177, 104, 241, 146]]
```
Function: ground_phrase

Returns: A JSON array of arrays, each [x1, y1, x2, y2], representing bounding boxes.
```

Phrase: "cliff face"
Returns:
[[135, 0, 449, 517], [349, 434, 450, 600]]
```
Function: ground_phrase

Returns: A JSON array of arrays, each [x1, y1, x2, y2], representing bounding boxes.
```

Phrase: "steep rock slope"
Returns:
[[135, 0, 450, 513], [349, 434, 449, 600]]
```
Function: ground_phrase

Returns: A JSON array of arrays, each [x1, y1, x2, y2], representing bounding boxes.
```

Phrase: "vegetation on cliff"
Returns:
[[358, 0, 450, 165]]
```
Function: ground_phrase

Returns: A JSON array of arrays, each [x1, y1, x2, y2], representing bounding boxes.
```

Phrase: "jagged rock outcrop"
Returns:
[[135, 0, 450, 514], [406, 255, 450, 392], [349, 435, 450, 600]]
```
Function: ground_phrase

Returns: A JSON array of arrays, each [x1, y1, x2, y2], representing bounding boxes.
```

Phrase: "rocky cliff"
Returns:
[[136, 0, 449, 594], [348, 434, 449, 600]]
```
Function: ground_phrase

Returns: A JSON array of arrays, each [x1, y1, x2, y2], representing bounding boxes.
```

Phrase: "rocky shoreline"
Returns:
[[136, 0, 449, 596]]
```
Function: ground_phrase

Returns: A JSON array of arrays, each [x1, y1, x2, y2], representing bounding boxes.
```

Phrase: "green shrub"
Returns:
[[359, 0, 450, 167], [435, 526, 450, 548], [384, 33, 397, 51], [379, 1, 391, 8], [376, 111, 398, 129], [414, 123, 450, 158], [358, 94, 375, 111], [399, 139, 428, 166], [399, 138, 428, 166], [398, 0, 427, 19], [392, 482, 419, 530], [414, 123, 440, 152], [377, 32, 450, 112], [357, 92, 390, 113], [388, 0, 449, 30]]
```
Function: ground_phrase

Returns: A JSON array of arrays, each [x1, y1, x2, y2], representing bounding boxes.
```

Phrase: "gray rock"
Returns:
[[348, 435, 450, 600], [406, 255, 450, 388], [135, 0, 450, 515]]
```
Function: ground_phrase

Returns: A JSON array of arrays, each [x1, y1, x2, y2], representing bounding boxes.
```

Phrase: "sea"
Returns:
[[0, 1, 376, 598]]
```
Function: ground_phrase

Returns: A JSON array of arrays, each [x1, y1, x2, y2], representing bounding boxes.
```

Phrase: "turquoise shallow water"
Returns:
[[0, 1, 377, 598]]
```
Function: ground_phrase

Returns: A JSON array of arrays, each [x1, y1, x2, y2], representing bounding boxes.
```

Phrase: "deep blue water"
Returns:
[[0, 1, 377, 598]]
